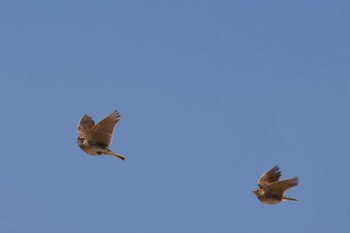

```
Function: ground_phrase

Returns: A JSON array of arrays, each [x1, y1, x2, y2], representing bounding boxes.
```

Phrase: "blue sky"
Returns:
[[0, 1, 349, 232]]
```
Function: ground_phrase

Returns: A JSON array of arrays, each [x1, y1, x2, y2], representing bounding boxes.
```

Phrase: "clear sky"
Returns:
[[0, 1, 349, 232]]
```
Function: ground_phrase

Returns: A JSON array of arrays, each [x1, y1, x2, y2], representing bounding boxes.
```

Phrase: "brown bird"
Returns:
[[252, 165, 298, 204], [77, 111, 125, 160]]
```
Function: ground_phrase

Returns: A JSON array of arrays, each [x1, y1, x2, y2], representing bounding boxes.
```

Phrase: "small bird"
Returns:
[[252, 165, 298, 204], [77, 111, 125, 160]]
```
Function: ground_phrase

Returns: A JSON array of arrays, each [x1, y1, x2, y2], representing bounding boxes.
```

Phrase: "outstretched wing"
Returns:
[[268, 177, 299, 198], [78, 114, 95, 138], [258, 165, 281, 188], [89, 111, 121, 147]]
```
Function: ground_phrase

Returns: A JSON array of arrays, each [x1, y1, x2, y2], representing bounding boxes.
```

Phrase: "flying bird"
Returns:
[[252, 165, 298, 204], [77, 111, 125, 160]]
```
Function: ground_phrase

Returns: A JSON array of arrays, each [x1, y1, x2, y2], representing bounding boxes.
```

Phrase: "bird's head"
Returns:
[[77, 137, 84, 146], [252, 188, 263, 197]]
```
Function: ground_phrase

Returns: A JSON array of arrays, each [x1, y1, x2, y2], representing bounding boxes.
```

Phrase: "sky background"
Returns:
[[0, 1, 349, 232]]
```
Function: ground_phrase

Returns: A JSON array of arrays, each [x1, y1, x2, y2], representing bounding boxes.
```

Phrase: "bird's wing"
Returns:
[[268, 177, 299, 198], [89, 111, 120, 147], [78, 114, 95, 138], [258, 165, 281, 188]]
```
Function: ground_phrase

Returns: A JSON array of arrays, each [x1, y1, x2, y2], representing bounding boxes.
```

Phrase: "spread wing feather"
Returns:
[[78, 114, 95, 138], [258, 165, 281, 188], [89, 111, 121, 147], [268, 177, 299, 198]]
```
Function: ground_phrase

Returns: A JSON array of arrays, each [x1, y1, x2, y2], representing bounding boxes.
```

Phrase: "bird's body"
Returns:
[[253, 166, 298, 204], [77, 111, 125, 160]]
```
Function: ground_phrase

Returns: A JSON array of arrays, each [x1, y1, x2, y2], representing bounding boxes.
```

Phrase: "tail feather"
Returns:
[[106, 150, 125, 160], [284, 197, 297, 202]]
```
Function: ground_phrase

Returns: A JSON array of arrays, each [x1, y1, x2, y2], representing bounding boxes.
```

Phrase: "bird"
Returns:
[[77, 110, 125, 160], [252, 165, 298, 204]]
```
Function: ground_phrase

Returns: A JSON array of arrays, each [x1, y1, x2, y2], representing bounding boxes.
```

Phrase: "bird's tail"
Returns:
[[283, 197, 297, 202], [107, 150, 125, 160]]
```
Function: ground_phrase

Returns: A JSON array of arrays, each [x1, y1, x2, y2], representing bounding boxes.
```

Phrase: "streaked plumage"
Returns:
[[77, 111, 125, 160], [252, 165, 298, 204]]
